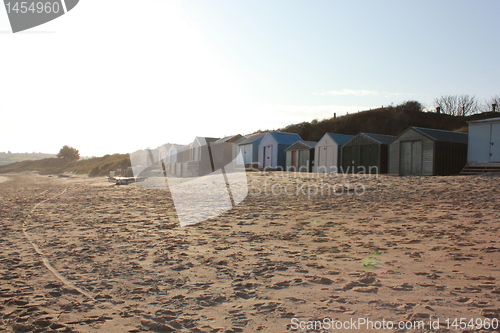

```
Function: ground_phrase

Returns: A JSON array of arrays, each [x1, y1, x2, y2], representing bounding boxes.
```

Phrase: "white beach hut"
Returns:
[[314, 133, 354, 173], [462, 117, 500, 174]]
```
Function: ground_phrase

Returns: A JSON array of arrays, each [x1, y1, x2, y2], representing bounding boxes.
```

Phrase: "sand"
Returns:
[[1, 171, 500, 332]]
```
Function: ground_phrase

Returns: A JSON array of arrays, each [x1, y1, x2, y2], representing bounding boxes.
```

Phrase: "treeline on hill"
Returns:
[[278, 101, 500, 141], [0, 154, 131, 177]]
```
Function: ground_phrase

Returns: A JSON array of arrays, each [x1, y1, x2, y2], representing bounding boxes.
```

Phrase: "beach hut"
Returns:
[[314, 133, 354, 173], [158, 144, 172, 165], [181, 137, 218, 177], [168, 144, 186, 163], [258, 132, 303, 170], [285, 141, 317, 172], [214, 135, 246, 164], [179, 144, 192, 163], [341, 133, 395, 174], [467, 118, 500, 163], [189, 137, 219, 162], [389, 127, 468, 176], [461, 118, 500, 174], [238, 133, 265, 166], [164, 144, 185, 176]]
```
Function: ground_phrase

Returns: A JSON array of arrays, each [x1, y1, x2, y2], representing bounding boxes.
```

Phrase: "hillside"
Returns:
[[0, 152, 56, 166], [277, 101, 500, 141], [0, 154, 131, 177]]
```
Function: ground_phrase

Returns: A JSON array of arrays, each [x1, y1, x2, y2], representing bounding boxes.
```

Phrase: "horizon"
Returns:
[[1, 0, 499, 156]]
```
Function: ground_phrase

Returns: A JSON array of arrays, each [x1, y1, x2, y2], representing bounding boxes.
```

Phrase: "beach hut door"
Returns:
[[242, 145, 251, 165], [264, 146, 273, 168], [401, 141, 422, 175], [491, 123, 500, 162], [319, 147, 327, 171], [291, 151, 297, 171]]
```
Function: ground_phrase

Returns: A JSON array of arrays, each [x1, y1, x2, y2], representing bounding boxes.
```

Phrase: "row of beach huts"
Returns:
[[130, 117, 500, 177]]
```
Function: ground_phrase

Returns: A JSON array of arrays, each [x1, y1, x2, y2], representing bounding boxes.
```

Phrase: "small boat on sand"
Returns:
[[108, 176, 147, 185]]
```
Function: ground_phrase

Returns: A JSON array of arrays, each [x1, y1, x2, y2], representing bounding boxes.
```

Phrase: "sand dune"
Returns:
[[1, 172, 499, 332]]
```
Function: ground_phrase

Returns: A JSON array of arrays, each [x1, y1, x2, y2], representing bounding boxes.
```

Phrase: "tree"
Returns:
[[434, 94, 480, 116], [57, 145, 80, 161], [396, 100, 424, 113], [484, 95, 500, 112]]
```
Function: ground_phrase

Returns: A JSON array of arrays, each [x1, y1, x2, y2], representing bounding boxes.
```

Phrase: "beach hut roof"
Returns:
[[215, 134, 244, 143], [239, 133, 265, 145], [204, 137, 219, 143], [467, 117, 500, 124], [169, 144, 185, 150], [285, 141, 317, 151], [267, 131, 303, 145], [193, 137, 219, 146], [360, 133, 396, 145], [410, 127, 468, 144], [323, 133, 355, 146], [301, 141, 318, 148]]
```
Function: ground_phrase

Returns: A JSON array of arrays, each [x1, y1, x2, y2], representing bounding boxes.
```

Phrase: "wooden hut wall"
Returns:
[[434, 142, 468, 175], [468, 119, 500, 163], [276, 144, 287, 170]]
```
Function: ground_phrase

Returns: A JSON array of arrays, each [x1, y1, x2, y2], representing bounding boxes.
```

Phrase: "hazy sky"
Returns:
[[1, 0, 499, 156]]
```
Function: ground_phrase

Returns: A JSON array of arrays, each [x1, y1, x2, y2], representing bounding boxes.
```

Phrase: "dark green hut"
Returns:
[[341, 133, 396, 175]]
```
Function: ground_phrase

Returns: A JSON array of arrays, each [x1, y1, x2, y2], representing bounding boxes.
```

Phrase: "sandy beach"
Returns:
[[1, 172, 500, 332]]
